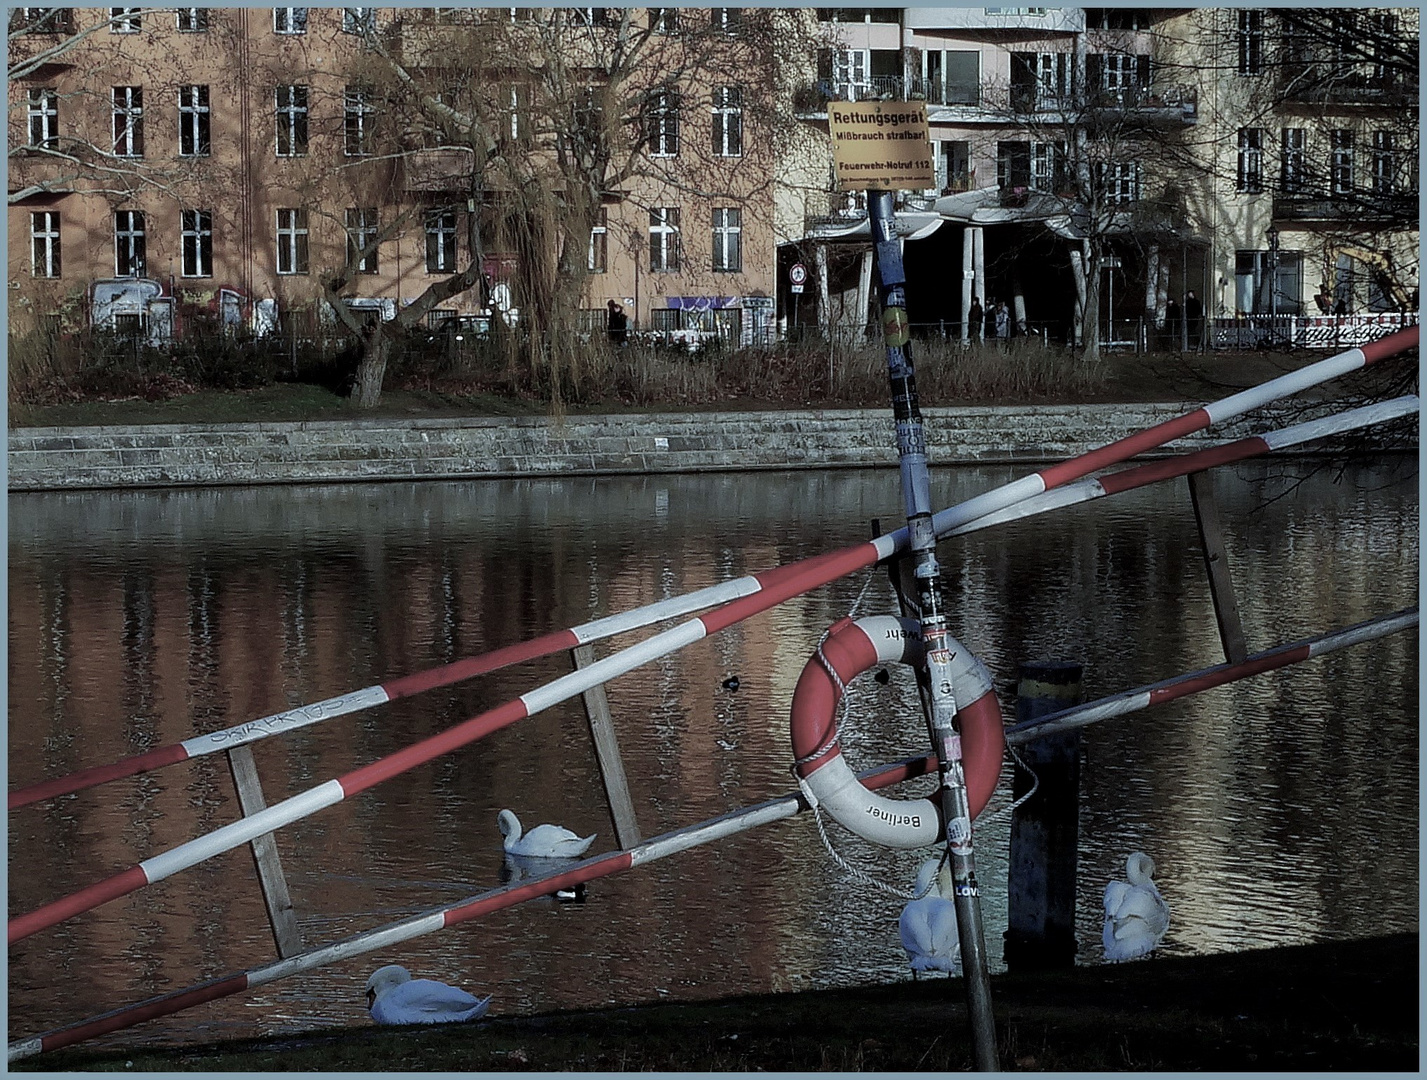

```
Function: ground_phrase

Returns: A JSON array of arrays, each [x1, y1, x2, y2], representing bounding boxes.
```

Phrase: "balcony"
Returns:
[[1278, 68, 1417, 107], [1272, 190, 1418, 224]]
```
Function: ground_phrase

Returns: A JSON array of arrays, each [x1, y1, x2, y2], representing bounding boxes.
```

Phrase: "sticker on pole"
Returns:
[[827, 101, 934, 192]]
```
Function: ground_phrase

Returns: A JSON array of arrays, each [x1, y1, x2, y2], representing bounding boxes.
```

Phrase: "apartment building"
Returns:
[[7, 7, 786, 346], [1165, 7, 1419, 334], [785, 6, 1415, 346]]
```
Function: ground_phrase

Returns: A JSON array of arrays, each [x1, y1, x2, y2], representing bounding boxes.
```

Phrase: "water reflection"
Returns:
[[8, 460, 1418, 1050]]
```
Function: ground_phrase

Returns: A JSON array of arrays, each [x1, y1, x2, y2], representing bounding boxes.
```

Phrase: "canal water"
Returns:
[[8, 460, 1419, 1052]]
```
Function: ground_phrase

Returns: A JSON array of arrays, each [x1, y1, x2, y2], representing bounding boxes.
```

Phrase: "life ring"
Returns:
[[790, 615, 1004, 849]]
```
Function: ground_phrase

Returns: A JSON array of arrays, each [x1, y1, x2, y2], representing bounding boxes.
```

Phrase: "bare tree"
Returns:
[[321, 6, 820, 407]]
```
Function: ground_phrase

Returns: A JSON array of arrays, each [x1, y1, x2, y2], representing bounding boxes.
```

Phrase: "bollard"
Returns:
[[1004, 660, 1083, 971]]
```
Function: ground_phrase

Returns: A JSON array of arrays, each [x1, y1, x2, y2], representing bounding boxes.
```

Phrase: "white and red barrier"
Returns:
[[10, 333, 1418, 942], [1004, 607, 1419, 744], [10, 606, 1416, 1062], [940, 395, 1419, 536], [11, 332, 1416, 813]]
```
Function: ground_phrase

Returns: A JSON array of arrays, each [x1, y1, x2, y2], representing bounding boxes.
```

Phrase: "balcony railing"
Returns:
[[1272, 190, 1418, 223], [1278, 68, 1417, 107]]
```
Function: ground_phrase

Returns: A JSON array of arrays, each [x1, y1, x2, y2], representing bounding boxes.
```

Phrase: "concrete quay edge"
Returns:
[[6, 402, 1390, 492]]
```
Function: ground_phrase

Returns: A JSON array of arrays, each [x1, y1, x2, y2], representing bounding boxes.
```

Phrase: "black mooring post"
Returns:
[[1005, 660, 1083, 972], [867, 188, 999, 1071]]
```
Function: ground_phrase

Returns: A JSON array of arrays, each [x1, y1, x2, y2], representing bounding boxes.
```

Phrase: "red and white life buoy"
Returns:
[[790, 615, 1004, 849]]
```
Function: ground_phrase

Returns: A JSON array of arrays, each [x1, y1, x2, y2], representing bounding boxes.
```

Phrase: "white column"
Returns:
[[972, 227, 986, 313], [815, 243, 830, 333], [856, 247, 874, 339], [961, 227, 975, 341], [1070, 247, 1087, 347]]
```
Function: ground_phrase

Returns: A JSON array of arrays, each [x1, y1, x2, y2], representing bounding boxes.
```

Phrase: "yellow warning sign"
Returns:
[[827, 101, 934, 192]]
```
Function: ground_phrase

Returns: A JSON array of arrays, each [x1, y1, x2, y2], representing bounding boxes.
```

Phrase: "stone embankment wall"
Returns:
[[4, 404, 1349, 491]]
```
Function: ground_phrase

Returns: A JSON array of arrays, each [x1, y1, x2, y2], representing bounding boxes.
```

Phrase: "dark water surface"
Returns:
[[8, 461, 1419, 1051]]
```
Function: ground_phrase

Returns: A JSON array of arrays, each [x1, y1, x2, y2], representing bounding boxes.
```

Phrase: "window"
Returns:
[[649, 7, 676, 32], [499, 85, 529, 145], [114, 210, 146, 276], [1035, 53, 1070, 108], [711, 7, 741, 33], [1031, 141, 1065, 192], [572, 8, 613, 26], [178, 85, 210, 156], [342, 7, 374, 33], [943, 50, 980, 106], [1330, 129, 1353, 195], [1086, 9, 1148, 30], [17, 9, 73, 33], [830, 48, 869, 100], [176, 7, 207, 31], [27, 88, 57, 147], [425, 209, 456, 272], [275, 85, 308, 156], [1280, 128, 1305, 193], [1237, 10, 1262, 75], [649, 206, 680, 271], [273, 7, 306, 33], [276, 208, 308, 274], [1097, 54, 1147, 99], [110, 7, 139, 32], [1237, 128, 1263, 193], [1372, 131, 1396, 195], [712, 86, 742, 157], [344, 86, 374, 157], [112, 86, 143, 157], [588, 206, 607, 273], [646, 88, 679, 156], [711, 207, 742, 272], [1011, 51, 1069, 110], [345, 207, 379, 273], [30, 211, 60, 278], [1101, 161, 1140, 204], [181, 209, 212, 277]]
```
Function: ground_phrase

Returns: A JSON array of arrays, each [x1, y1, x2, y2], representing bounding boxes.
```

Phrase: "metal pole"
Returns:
[[867, 188, 999, 1071]]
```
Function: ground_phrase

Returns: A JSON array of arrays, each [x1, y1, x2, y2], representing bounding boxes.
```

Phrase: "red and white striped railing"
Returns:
[[10, 330, 1416, 812], [9, 605, 1415, 1062]]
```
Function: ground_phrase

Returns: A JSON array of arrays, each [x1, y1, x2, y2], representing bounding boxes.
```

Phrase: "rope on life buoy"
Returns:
[[789, 615, 1004, 850]]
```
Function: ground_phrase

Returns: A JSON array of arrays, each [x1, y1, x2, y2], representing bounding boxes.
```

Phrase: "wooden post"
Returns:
[[1004, 661, 1082, 972], [571, 644, 642, 849], [1187, 470, 1249, 664], [225, 745, 303, 959]]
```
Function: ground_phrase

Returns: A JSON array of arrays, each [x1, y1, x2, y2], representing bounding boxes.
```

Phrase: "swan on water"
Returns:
[[1102, 852, 1170, 961], [497, 808, 596, 858], [899, 857, 960, 976], [364, 964, 491, 1025]]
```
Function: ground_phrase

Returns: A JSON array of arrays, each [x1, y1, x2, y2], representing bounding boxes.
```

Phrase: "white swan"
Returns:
[[899, 857, 960, 976], [1102, 852, 1170, 962], [497, 808, 596, 858], [364, 964, 491, 1025]]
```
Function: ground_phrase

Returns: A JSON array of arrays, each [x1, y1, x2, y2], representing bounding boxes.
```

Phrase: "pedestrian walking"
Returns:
[[606, 300, 628, 346], [1183, 290, 1204, 351], [967, 296, 984, 343], [994, 300, 1010, 341]]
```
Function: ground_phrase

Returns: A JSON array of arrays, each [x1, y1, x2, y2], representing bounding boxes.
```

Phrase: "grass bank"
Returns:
[[8, 336, 1333, 430], [17, 934, 1417, 1072]]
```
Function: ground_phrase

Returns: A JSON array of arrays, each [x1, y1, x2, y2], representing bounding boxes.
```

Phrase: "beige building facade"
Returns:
[[8, 6, 783, 345]]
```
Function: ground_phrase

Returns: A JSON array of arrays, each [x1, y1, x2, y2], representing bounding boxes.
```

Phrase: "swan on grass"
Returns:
[[899, 857, 960, 976], [497, 808, 596, 858], [364, 965, 491, 1025], [1102, 852, 1170, 962]]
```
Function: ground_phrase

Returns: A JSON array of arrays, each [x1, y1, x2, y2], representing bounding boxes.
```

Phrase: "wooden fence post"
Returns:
[[1004, 661, 1083, 972], [1188, 470, 1249, 664], [571, 644, 643, 849], [225, 745, 303, 959]]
